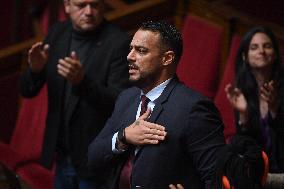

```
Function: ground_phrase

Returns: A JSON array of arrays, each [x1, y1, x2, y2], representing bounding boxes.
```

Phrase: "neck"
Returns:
[[251, 66, 272, 87]]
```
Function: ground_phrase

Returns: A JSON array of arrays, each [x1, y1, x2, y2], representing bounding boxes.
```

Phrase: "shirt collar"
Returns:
[[141, 78, 172, 102]]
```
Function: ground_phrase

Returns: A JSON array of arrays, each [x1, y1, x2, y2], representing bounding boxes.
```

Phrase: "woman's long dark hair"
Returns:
[[235, 26, 283, 143]]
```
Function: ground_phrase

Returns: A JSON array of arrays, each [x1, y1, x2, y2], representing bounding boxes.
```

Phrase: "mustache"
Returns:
[[129, 63, 139, 69]]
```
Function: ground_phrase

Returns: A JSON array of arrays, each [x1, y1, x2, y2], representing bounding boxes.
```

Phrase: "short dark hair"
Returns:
[[139, 20, 183, 65]]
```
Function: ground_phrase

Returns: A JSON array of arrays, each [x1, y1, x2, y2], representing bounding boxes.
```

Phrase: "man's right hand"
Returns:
[[124, 109, 167, 145], [28, 42, 49, 73]]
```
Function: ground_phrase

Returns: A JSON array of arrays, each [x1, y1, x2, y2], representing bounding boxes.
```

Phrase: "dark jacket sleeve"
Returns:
[[182, 99, 225, 187]]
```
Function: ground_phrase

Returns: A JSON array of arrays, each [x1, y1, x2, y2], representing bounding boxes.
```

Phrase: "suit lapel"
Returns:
[[122, 93, 141, 128], [148, 76, 179, 123], [134, 76, 180, 162]]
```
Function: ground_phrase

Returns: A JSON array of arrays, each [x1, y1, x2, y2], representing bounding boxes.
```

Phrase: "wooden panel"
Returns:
[[105, 0, 177, 34]]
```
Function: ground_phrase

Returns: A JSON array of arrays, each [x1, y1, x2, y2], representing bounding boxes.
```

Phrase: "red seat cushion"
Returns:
[[17, 163, 55, 189]]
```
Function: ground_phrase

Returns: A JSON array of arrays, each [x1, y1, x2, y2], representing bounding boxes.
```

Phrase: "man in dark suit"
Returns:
[[20, 0, 129, 188], [87, 21, 226, 189]]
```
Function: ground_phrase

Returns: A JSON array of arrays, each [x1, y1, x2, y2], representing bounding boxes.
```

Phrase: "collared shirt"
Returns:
[[112, 78, 172, 153]]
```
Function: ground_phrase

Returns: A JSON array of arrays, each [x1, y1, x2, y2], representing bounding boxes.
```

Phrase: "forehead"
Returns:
[[250, 32, 272, 44], [131, 30, 160, 48]]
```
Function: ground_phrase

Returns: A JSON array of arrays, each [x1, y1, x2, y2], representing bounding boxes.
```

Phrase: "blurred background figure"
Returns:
[[19, 0, 130, 188], [225, 26, 284, 189]]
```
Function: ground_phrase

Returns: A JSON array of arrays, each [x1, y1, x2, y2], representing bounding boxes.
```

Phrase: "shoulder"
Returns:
[[117, 87, 140, 101], [174, 82, 209, 104], [170, 81, 220, 114], [111, 87, 140, 112]]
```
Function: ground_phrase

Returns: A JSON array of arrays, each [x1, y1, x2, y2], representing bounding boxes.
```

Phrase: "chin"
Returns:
[[129, 77, 141, 86]]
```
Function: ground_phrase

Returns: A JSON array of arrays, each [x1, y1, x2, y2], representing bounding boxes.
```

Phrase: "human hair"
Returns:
[[234, 26, 283, 141], [139, 20, 183, 65]]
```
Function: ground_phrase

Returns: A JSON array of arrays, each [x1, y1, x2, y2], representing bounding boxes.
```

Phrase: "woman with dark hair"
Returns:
[[225, 26, 284, 188]]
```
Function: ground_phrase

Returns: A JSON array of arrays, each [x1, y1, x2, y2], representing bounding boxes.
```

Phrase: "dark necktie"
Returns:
[[118, 95, 150, 189], [140, 95, 150, 116]]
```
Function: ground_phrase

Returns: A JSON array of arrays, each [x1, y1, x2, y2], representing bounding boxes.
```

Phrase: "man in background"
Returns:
[[20, 0, 130, 188]]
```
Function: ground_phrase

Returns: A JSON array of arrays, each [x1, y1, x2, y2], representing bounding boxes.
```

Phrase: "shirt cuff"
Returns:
[[112, 132, 126, 154]]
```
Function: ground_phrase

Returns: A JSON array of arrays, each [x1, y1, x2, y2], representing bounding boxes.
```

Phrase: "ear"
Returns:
[[162, 51, 175, 66], [64, 0, 70, 14]]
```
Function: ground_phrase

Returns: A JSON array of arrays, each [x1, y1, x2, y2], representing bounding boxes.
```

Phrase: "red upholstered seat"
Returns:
[[0, 84, 55, 189], [177, 15, 224, 99], [0, 84, 48, 169], [41, 5, 66, 35], [214, 35, 241, 142], [17, 162, 55, 189]]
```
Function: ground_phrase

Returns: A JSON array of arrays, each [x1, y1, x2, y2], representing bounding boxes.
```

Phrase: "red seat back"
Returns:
[[10, 84, 48, 160], [41, 5, 66, 35], [177, 15, 224, 99], [214, 35, 241, 142]]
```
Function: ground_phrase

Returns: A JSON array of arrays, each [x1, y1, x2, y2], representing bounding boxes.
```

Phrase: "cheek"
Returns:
[[247, 52, 255, 62], [267, 50, 276, 58]]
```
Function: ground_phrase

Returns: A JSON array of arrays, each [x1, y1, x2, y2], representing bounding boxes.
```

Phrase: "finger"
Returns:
[[58, 59, 72, 70], [29, 42, 43, 54], [224, 83, 232, 93], [169, 184, 176, 189], [144, 122, 166, 132], [139, 108, 151, 120], [57, 63, 70, 74], [260, 93, 269, 102], [267, 80, 275, 92], [144, 133, 165, 141], [233, 87, 241, 95], [59, 58, 80, 72], [260, 86, 270, 98], [64, 56, 78, 66], [142, 138, 159, 144], [177, 184, 184, 189], [70, 51, 78, 60], [43, 44, 49, 54], [143, 125, 167, 137], [57, 68, 68, 78], [32, 42, 43, 49]]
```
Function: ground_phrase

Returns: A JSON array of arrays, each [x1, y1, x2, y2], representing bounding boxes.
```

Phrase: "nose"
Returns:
[[127, 49, 135, 62], [259, 46, 265, 54], [84, 4, 92, 15]]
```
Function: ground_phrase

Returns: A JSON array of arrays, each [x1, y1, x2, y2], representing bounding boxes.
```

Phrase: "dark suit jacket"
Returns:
[[20, 20, 130, 178], [88, 77, 225, 188]]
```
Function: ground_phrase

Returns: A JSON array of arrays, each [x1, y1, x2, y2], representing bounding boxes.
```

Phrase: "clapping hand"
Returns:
[[57, 51, 84, 85], [225, 83, 247, 114], [260, 80, 278, 117], [28, 42, 49, 73]]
